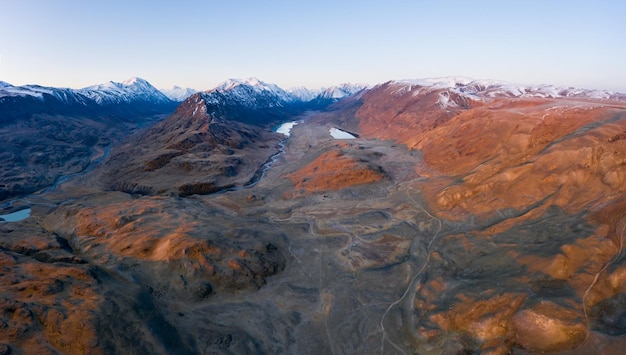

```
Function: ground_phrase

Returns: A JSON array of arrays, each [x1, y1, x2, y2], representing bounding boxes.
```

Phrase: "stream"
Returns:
[[221, 120, 357, 194], [2, 120, 300, 221], [0, 145, 111, 222], [218, 120, 298, 194], [40, 145, 111, 194]]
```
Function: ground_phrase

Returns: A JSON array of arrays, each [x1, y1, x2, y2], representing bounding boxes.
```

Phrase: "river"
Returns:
[[218, 121, 299, 194], [0, 145, 111, 222], [2, 121, 300, 220]]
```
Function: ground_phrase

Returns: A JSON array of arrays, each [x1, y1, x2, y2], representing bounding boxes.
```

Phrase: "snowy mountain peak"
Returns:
[[0, 78, 177, 120], [79, 77, 172, 105], [317, 83, 369, 100], [241, 77, 262, 87], [208, 78, 293, 104], [288, 86, 321, 102], [215, 77, 281, 93], [0, 81, 13, 88], [160, 86, 198, 102], [122, 77, 144, 86]]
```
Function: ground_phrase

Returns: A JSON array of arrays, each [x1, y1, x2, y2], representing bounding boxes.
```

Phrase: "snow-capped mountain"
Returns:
[[0, 82, 84, 102], [171, 77, 372, 126], [203, 77, 294, 107], [0, 77, 177, 122], [391, 77, 626, 101], [79, 77, 172, 105], [316, 83, 368, 100], [161, 86, 197, 102], [301, 83, 368, 108], [0, 77, 172, 105], [174, 78, 306, 126], [288, 86, 321, 102]]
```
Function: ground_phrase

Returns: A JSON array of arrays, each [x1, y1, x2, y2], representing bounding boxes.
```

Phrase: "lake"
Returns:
[[0, 208, 31, 222]]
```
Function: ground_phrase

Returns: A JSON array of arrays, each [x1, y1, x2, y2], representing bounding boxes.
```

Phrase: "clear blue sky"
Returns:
[[1, 0, 624, 91]]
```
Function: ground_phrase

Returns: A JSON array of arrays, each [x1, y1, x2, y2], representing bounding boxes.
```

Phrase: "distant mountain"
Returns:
[[79, 77, 172, 106], [391, 77, 626, 101], [322, 77, 626, 156], [316, 83, 368, 100], [288, 86, 320, 102], [0, 77, 177, 201], [207, 77, 295, 107], [306, 83, 368, 108], [160, 86, 198, 102], [195, 78, 368, 109], [179, 77, 306, 126], [0, 77, 177, 123]]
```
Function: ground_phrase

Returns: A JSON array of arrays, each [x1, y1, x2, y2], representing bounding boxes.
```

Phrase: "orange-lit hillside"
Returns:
[[286, 145, 384, 193]]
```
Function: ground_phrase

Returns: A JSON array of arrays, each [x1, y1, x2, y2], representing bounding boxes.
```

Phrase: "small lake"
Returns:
[[330, 127, 357, 139], [0, 208, 31, 222], [275, 121, 299, 136]]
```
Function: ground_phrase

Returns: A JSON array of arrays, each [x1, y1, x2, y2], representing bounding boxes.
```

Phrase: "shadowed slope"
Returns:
[[99, 94, 283, 196]]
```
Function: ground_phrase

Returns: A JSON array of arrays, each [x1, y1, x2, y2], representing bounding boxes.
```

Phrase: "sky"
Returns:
[[0, 0, 624, 91]]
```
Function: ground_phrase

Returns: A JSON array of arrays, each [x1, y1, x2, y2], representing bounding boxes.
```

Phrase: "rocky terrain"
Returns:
[[96, 96, 284, 197], [1, 77, 626, 354], [0, 78, 177, 202]]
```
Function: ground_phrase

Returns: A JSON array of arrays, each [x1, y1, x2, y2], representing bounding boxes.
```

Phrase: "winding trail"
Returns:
[[313, 218, 338, 355], [582, 217, 626, 341], [379, 187, 442, 354]]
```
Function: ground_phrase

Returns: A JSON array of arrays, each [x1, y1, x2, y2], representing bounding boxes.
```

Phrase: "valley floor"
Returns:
[[2, 107, 626, 354]]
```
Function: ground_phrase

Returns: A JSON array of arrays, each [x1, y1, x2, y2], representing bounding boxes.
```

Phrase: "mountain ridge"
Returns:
[[389, 76, 626, 101], [0, 77, 177, 122]]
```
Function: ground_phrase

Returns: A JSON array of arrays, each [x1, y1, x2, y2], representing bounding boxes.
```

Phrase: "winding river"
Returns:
[[218, 121, 298, 194], [2, 120, 304, 221], [0, 145, 111, 222]]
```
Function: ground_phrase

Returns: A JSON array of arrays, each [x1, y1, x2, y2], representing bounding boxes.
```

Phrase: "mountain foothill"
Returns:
[[1, 75, 626, 354]]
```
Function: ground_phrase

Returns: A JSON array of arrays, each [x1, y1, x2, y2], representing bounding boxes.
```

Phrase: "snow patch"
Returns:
[[437, 91, 459, 109], [330, 127, 356, 139]]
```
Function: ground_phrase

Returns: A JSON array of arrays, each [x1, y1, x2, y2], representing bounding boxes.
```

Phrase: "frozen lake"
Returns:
[[0, 208, 31, 222], [275, 121, 299, 136], [329, 127, 356, 139]]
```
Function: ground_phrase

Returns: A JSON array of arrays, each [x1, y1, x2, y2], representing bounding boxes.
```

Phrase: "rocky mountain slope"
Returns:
[[96, 93, 285, 197], [319, 79, 626, 353], [0, 77, 178, 202], [0, 76, 364, 203], [2, 76, 626, 354]]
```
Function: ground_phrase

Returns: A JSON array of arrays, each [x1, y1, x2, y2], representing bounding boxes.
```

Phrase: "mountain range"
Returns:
[[1, 74, 626, 354], [6, 74, 620, 120], [0, 77, 176, 123]]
